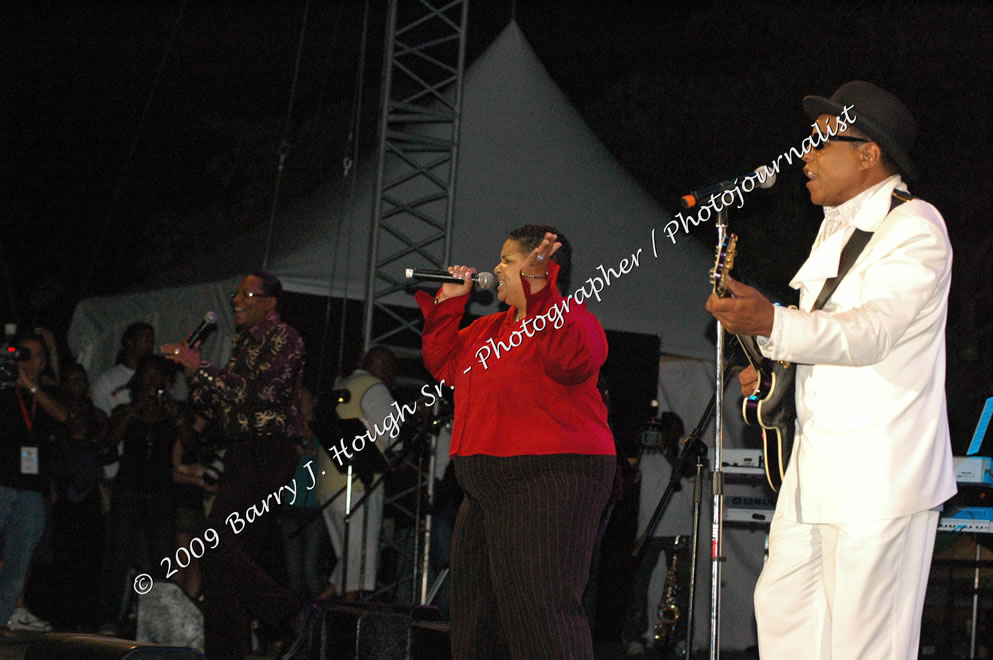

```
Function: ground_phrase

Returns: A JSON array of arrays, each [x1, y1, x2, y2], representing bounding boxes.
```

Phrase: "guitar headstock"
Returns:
[[710, 233, 737, 298]]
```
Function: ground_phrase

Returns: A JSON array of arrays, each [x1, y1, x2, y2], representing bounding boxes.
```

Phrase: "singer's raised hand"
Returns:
[[523, 232, 561, 277], [437, 265, 476, 302], [162, 342, 201, 377]]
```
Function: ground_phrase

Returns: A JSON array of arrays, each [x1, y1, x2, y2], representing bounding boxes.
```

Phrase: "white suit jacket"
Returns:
[[762, 176, 957, 522]]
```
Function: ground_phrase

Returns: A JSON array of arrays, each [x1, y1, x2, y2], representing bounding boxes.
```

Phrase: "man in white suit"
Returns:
[[707, 81, 957, 659]]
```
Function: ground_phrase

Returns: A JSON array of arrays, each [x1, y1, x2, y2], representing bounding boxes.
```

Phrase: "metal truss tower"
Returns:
[[361, 0, 469, 608], [363, 0, 470, 355]]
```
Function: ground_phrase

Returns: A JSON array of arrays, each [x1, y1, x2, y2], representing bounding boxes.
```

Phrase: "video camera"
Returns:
[[1, 324, 30, 390]]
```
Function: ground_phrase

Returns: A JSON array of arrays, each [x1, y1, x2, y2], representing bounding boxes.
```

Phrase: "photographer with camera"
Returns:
[[0, 334, 66, 632], [100, 354, 190, 635]]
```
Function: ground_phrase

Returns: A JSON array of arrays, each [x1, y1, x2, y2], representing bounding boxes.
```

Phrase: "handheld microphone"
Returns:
[[187, 311, 218, 346], [405, 268, 496, 290], [680, 166, 776, 209]]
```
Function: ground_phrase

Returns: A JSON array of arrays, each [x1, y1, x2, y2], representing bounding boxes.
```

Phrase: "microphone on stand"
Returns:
[[681, 166, 777, 209], [187, 311, 218, 346], [405, 268, 496, 290]]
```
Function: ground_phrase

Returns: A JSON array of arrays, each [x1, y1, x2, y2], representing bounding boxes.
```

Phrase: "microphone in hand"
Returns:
[[187, 311, 218, 347], [405, 268, 496, 290]]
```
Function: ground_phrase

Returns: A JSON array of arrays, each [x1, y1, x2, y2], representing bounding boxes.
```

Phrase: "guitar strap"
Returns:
[[810, 189, 913, 312]]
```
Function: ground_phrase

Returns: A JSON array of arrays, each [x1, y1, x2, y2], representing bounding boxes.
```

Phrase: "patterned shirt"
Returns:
[[189, 312, 304, 441]]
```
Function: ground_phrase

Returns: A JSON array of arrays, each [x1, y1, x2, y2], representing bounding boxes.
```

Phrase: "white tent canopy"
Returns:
[[69, 20, 719, 373]]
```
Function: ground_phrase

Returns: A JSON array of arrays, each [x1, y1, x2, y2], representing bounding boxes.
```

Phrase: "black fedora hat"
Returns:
[[803, 80, 918, 181]]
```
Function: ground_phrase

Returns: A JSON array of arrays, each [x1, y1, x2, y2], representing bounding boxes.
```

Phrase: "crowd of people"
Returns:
[[1, 322, 231, 635], [0, 302, 416, 656], [0, 262, 633, 658]]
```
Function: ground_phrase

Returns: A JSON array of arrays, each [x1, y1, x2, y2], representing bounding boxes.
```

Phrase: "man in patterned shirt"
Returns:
[[165, 272, 315, 659]]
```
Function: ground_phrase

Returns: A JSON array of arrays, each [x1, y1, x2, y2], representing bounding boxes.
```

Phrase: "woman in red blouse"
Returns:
[[416, 224, 615, 659]]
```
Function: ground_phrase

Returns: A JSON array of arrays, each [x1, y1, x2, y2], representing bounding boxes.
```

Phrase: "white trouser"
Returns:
[[754, 508, 938, 660], [320, 489, 383, 593]]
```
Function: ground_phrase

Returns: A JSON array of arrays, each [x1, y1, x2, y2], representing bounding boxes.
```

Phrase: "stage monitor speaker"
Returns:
[[137, 581, 203, 650], [319, 602, 447, 660], [322, 605, 409, 660], [24, 633, 205, 659], [406, 621, 451, 660]]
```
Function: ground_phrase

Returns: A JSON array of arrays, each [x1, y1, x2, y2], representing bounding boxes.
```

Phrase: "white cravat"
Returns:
[[816, 176, 897, 245], [761, 175, 900, 356]]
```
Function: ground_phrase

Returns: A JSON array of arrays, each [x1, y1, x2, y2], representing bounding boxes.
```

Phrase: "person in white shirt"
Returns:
[[91, 323, 157, 416], [92, 323, 187, 480], [92, 322, 189, 416], [316, 346, 398, 597], [706, 81, 956, 660]]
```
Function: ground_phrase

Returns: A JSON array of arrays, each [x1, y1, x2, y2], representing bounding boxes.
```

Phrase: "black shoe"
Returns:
[[280, 601, 321, 660]]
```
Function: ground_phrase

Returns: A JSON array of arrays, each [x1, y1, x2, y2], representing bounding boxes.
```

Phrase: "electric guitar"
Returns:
[[711, 233, 795, 492]]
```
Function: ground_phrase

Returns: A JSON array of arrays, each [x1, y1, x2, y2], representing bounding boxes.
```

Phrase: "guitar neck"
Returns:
[[711, 232, 767, 367]]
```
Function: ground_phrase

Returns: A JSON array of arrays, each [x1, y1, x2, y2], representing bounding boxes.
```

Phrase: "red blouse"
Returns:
[[416, 261, 615, 457]]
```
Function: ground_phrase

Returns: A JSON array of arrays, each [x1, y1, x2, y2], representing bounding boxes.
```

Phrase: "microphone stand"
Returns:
[[682, 361, 734, 660], [341, 465, 354, 595], [338, 462, 392, 598], [685, 447, 706, 660], [293, 433, 407, 536], [629, 436, 704, 656], [709, 203, 730, 660], [291, 434, 405, 600], [632, 377, 727, 560], [631, 359, 733, 658], [631, 439, 706, 559]]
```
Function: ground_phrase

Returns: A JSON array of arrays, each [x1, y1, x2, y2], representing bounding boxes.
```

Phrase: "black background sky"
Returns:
[[4, 1, 991, 313], [3, 1, 992, 427]]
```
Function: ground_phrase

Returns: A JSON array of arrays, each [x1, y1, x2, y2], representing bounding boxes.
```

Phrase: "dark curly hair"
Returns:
[[507, 224, 572, 292], [128, 353, 173, 399], [247, 271, 284, 300]]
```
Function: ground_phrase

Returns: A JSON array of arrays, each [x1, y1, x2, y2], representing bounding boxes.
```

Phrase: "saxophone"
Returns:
[[654, 535, 682, 648]]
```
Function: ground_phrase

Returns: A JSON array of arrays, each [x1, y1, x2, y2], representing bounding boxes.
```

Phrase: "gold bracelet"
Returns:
[[521, 271, 548, 280]]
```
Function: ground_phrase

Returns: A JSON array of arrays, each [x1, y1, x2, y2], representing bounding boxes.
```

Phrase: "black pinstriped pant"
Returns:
[[451, 454, 614, 660]]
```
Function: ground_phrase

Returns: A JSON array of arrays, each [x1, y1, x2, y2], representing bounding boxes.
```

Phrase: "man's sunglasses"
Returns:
[[812, 136, 871, 151], [230, 291, 273, 300]]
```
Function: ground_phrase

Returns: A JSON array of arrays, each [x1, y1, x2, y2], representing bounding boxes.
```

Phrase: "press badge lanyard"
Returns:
[[15, 385, 38, 437]]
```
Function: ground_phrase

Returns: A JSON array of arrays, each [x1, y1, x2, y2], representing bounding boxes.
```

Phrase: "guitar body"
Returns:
[[736, 335, 795, 492], [711, 234, 796, 492]]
